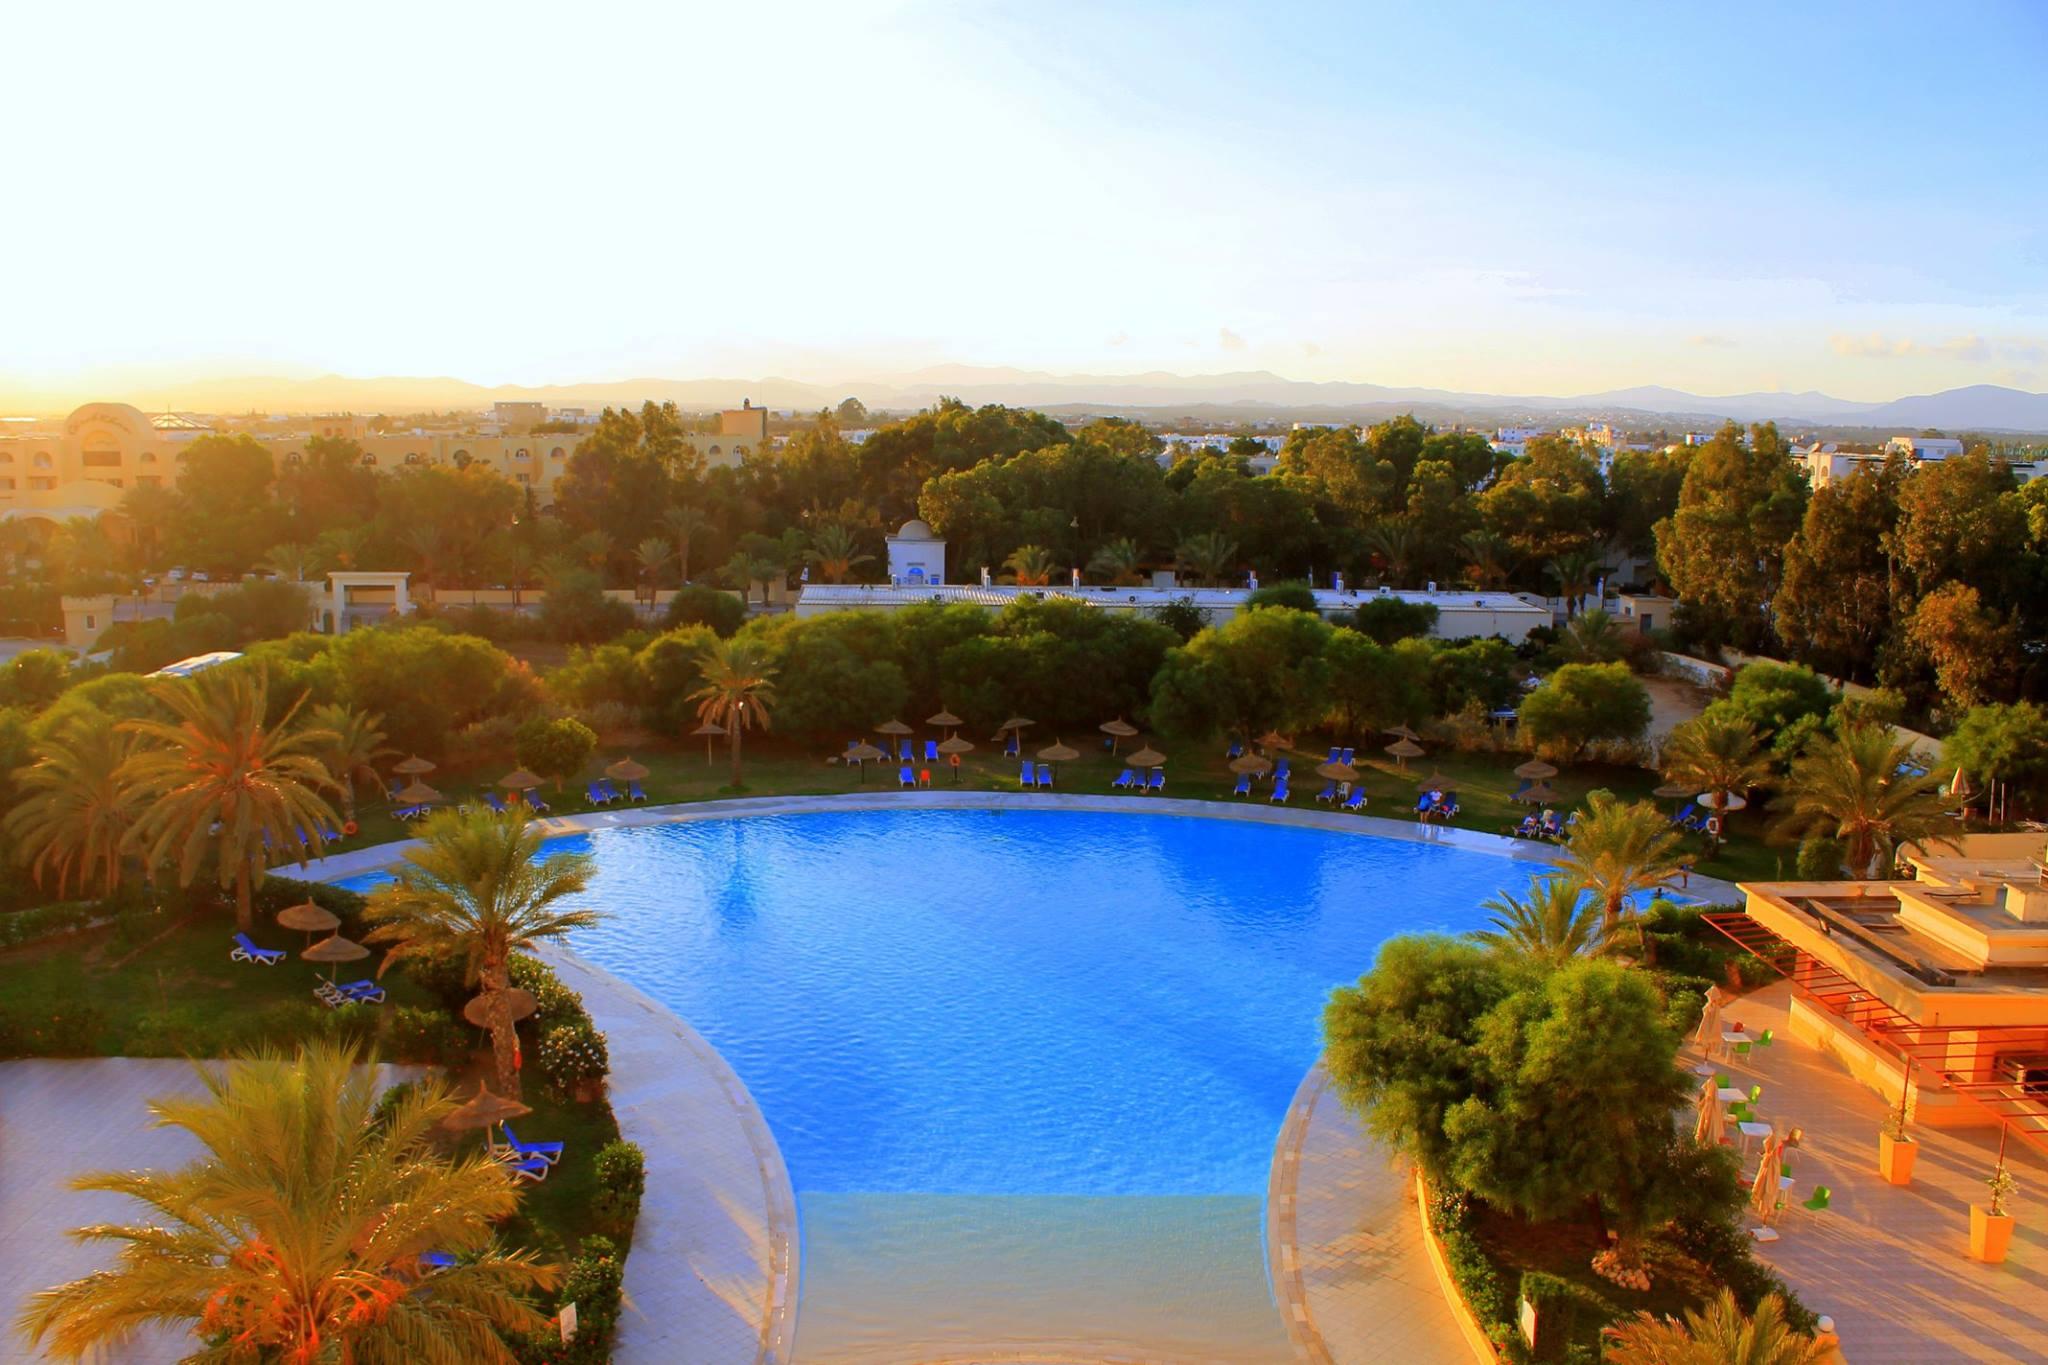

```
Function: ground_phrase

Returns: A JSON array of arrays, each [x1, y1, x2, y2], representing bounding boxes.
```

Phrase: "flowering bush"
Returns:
[[536, 1021, 609, 1098]]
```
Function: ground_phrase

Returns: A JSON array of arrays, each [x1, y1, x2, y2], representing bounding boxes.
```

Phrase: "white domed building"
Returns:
[[885, 518, 947, 585]]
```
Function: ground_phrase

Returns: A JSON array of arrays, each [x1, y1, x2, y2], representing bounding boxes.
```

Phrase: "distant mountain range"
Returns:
[[12, 368, 2048, 433]]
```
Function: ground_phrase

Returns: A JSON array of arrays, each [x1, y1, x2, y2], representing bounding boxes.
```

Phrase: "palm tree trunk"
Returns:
[[483, 958, 519, 1096], [234, 860, 254, 933], [729, 726, 744, 790]]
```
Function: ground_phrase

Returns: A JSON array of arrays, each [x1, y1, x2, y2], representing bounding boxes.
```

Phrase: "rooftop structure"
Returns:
[[147, 650, 243, 678]]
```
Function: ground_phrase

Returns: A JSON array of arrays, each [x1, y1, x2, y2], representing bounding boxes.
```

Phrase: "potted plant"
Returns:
[[1878, 1087, 1917, 1185], [537, 1019, 611, 1103], [1971, 1158, 2018, 1264]]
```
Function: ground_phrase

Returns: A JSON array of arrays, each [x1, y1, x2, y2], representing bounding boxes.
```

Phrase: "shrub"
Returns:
[[1427, 1187, 1518, 1352], [537, 1021, 610, 1099], [383, 1005, 472, 1068], [1348, 596, 1440, 645], [592, 1139, 645, 1239], [371, 1079, 420, 1130], [1518, 1270, 1616, 1358], [0, 900, 107, 949], [256, 877, 368, 939], [1666, 1212, 1817, 1333], [664, 585, 746, 638], [515, 714, 599, 791], [1795, 835, 1847, 880], [510, 955, 587, 1029], [552, 1235, 626, 1365], [448, 714, 521, 767], [0, 1001, 107, 1058]]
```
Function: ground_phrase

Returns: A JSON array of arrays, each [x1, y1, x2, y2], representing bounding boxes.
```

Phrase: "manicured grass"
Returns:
[[326, 733, 1782, 888], [486, 1089, 627, 1258]]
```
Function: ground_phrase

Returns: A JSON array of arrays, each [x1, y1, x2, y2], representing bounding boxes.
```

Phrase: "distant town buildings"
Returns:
[[1797, 436, 2042, 488]]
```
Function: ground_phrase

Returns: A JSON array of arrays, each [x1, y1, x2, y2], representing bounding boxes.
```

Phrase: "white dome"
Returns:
[[893, 518, 939, 540]]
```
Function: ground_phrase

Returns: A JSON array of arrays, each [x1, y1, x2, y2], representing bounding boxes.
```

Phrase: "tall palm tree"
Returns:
[[365, 807, 596, 1092], [663, 504, 709, 582], [1003, 543, 1057, 586], [1604, 1290, 1828, 1365], [499, 539, 538, 610], [3, 713, 144, 899], [577, 529, 614, 577], [633, 536, 673, 606], [261, 541, 320, 583], [1660, 713, 1774, 854], [1175, 531, 1238, 588], [1364, 519, 1417, 586], [1545, 549, 1604, 618], [16, 1041, 556, 1364], [307, 703, 394, 822], [1773, 724, 1958, 878], [401, 524, 446, 600], [807, 523, 874, 584], [1460, 530, 1514, 589], [119, 668, 341, 932], [1469, 874, 1615, 966], [1557, 608, 1626, 663], [1554, 791, 1686, 940], [690, 637, 777, 790], [1086, 536, 1144, 585]]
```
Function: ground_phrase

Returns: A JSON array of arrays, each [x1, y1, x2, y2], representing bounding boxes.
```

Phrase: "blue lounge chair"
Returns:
[[1226, 741, 1244, 759], [1112, 768, 1135, 789], [484, 792, 509, 814], [1438, 798, 1461, 819], [500, 1122, 564, 1165], [1669, 801, 1696, 827], [1339, 747, 1355, 765], [925, 739, 939, 762], [419, 1251, 459, 1273], [1274, 759, 1291, 782], [899, 765, 916, 788], [1232, 773, 1251, 797], [316, 979, 385, 1007], [597, 779, 622, 803], [585, 783, 609, 806], [1316, 782, 1338, 804], [1036, 764, 1054, 788], [525, 793, 551, 814], [1511, 779, 1533, 801], [899, 739, 913, 762], [1269, 779, 1291, 804], [1147, 769, 1165, 793], [1020, 760, 1036, 788], [1341, 787, 1367, 812], [1327, 746, 1341, 764], [231, 932, 284, 966], [629, 781, 647, 802], [505, 1155, 551, 1183], [1004, 733, 1020, 756]]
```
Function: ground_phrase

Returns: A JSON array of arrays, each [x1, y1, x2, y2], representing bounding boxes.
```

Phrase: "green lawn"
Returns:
[[321, 733, 1783, 889]]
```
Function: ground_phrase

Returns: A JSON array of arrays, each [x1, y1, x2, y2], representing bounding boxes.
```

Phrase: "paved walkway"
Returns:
[[0, 1058, 416, 1363], [1710, 982, 2048, 1362], [545, 947, 797, 1365], [1270, 1065, 1475, 1365]]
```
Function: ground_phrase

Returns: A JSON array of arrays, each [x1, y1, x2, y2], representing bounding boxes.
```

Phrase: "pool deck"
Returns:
[[1269, 1064, 1476, 1365]]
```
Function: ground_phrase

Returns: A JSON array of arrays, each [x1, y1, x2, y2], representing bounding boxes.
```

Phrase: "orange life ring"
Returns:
[[1705, 815, 1722, 837], [342, 821, 358, 837]]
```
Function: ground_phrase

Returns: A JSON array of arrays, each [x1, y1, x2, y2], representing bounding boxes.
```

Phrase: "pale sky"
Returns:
[[5, 0, 2046, 402]]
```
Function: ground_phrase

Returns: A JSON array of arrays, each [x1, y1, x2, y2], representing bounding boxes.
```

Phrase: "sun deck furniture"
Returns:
[[505, 1155, 551, 1183], [1326, 746, 1341, 763], [525, 793, 551, 814], [1004, 733, 1020, 756], [1273, 759, 1290, 784], [597, 779, 623, 802], [1800, 1185, 1831, 1214], [899, 765, 916, 788], [1316, 782, 1338, 804], [1342, 787, 1367, 812], [316, 981, 385, 1008], [500, 1122, 565, 1164], [629, 781, 647, 802], [1269, 779, 1290, 803], [230, 933, 285, 966], [1020, 760, 1035, 787], [480, 792, 507, 814], [1231, 773, 1252, 797], [925, 739, 939, 762], [1226, 741, 1243, 759], [1112, 769, 1135, 789], [1146, 769, 1164, 793], [1339, 747, 1355, 765], [586, 783, 611, 806], [1669, 801, 1697, 826], [1035, 764, 1054, 789], [899, 739, 913, 761], [419, 1251, 459, 1272]]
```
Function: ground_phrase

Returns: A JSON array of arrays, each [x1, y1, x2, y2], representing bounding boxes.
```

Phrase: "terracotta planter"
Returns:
[[1878, 1131, 1917, 1186], [1970, 1205, 2014, 1263]]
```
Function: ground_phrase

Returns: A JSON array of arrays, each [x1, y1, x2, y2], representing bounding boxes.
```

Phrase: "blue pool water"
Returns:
[[344, 808, 1520, 1357]]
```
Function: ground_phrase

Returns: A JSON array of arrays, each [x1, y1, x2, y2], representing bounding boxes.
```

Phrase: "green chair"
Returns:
[[1802, 1185, 1831, 1213], [1747, 1084, 1763, 1104], [1716, 1074, 1733, 1090], [1758, 1028, 1775, 1048], [1733, 1040, 1752, 1059]]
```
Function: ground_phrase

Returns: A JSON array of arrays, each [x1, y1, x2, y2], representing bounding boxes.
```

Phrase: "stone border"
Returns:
[[1267, 1064, 1335, 1365]]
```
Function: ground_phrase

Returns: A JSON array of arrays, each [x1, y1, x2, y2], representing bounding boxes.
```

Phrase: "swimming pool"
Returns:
[[347, 807, 1522, 1359]]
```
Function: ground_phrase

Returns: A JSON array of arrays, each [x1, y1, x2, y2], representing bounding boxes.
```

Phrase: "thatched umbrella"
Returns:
[[876, 719, 913, 736], [1037, 739, 1080, 768], [277, 899, 340, 945], [1412, 768, 1457, 790], [844, 740, 886, 782], [499, 768, 542, 792], [1257, 729, 1292, 751], [1511, 781, 1556, 805], [937, 735, 975, 783], [302, 933, 369, 982], [463, 988, 539, 1030], [1384, 738, 1425, 768], [1317, 760, 1359, 784], [1653, 781, 1694, 799], [1127, 745, 1167, 770], [1229, 753, 1273, 777], [1384, 724, 1421, 742], [394, 779, 441, 807], [1514, 758, 1559, 781], [926, 709, 963, 733], [691, 719, 725, 764], [441, 1084, 531, 1136], [999, 716, 1035, 732], [1100, 717, 1139, 754], [394, 755, 437, 776], [605, 757, 650, 783]]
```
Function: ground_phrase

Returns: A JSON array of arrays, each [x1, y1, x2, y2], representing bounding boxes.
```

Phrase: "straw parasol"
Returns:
[[1127, 745, 1167, 770], [1229, 753, 1273, 776], [1316, 760, 1359, 784], [1411, 768, 1457, 789], [937, 735, 975, 782], [463, 987, 539, 1030], [1514, 758, 1558, 781], [1653, 781, 1694, 799], [1384, 738, 1425, 767], [1100, 717, 1139, 754], [927, 709, 963, 732], [1257, 729, 1292, 751], [844, 740, 886, 782], [394, 755, 437, 776], [999, 716, 1035, 732], [277, 899, 339, 943], [499, 768, 542, 792], [1384, 724, 1421, 742], [394, 779, 441, 806], [1511, 781, 1556, 805], [441, 1084, 530, 1134], [1693, 1075, 1725, 1147], [605, 757, 650, 783], [302, 933, 368, 981], [691, 719, 726, 764], [1037, 739, 1080, 765], [876, 719, 913, 737]]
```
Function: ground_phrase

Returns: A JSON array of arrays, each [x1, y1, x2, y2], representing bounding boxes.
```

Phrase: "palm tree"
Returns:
[[723, 549, 783, 606], [16, 1040, 556, 1364], [261, 541, 319, 583], [1003, 543, 1057, 586], [365, 807, 596, 1092], [1604, 1290, 1828, 1365], [1365, 520, 1417, 586], [119, 668, 342, 933], [500, 539, 537, 610], [1460, 530, 1514, 589], [1554, 791, 1686, 941], [1557, 608, 1626, 663], [1545, 549, 1604, 618], [1175, 531, 1238, 587], [1086, 536, 1144, 585], [1469, 874, 1615, 966], [307, 702, 394, 821], [807, 523, 874, 584], [402, 524, 446, 600], [1773, 724, 1959, 878], [3, 713, 144, 899], [578, 529, 614, 577], [663, 504, 709, 582], [633, 536, 673, 606], [1659, 713, 1773, 854], [690, 637, 777, 790]]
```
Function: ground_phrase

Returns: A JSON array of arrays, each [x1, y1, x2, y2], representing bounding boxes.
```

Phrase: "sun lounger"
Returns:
[[1004, 734, 1020, 756], [1273, 759, 1290, 781], [1316, 782, 1338, 804], [480, 792, 507, 814], [525, 793, 550, 814], [1269, 779, 1290, 804], [1339, 747, 1355, 765], [419, 1250, 459, 1272], [505, 1155, 551, 1183], [1147, 769, 1164, 793], [925, 739, 939, 762], [1232, 773, 1251, 797], [1020, 760, 1035, 788], [1669, 801, 1696, 826], [1112, 768, 1135, 789], [230, 932, 285, 966], [1326, 746, 1340, 763], [597, 779, 622, 803], [1341, 787, 1367, 812], [585, 783, 610, 806], [899, 765, 916, 788], [500, 1122, 565, 1164], [1226, 741, 1243, 759], [899, 739, 913, 762], [317, 978, 385, 1003], [1036, 764, 1054, 789], [629, 781, 647, 802]]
